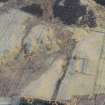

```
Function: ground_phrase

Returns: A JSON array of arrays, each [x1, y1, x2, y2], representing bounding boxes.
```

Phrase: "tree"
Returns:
[[96, 0, 105, 5], [40, 0, 54, 20], [23, 0, 54, 20]]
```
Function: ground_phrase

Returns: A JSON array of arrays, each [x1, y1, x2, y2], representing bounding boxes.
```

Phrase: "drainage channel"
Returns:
[[19, 98, 65, 105], [0, 97, 65, 105]]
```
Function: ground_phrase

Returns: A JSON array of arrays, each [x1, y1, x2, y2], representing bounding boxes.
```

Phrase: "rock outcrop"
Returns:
[[0, 8, 60, 63], [0, 9, 32, 63]]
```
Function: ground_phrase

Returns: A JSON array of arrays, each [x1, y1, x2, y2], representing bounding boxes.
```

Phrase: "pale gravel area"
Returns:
[[21, 54, 67, 100]]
